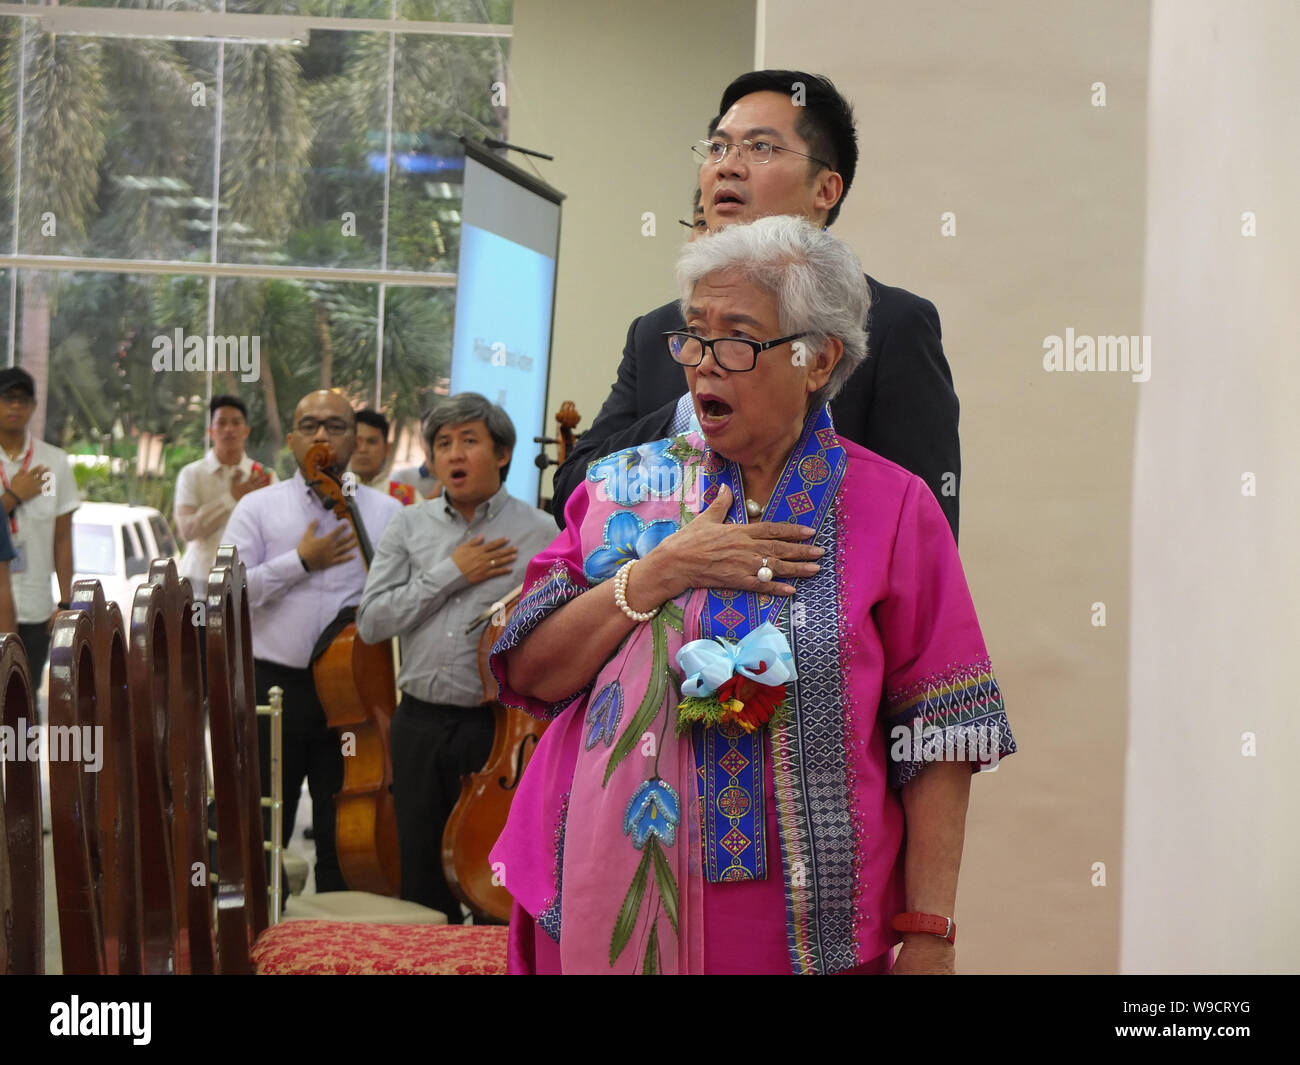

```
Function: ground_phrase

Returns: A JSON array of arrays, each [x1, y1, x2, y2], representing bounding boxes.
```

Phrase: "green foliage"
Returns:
[[70, 438, 204, 522], [649, 836, 678, 935], [5, 5, 512, 469], [13, 30, 108, 253], [610, 845, 652, 967], [605, 616, 670, 786]]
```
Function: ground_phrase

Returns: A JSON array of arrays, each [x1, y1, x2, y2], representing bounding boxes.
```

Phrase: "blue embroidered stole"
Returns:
[[693, 405, 847, 882]]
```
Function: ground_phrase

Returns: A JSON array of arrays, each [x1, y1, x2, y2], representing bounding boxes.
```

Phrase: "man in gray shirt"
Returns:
[[358, 393, 557, 917]]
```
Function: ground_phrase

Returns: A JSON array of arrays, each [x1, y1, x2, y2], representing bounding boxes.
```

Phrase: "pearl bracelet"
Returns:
[[613, 559, 659, 623]]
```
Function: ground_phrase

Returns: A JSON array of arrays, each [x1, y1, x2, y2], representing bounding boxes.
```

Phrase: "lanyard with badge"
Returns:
[[1, 438, 33, 572]]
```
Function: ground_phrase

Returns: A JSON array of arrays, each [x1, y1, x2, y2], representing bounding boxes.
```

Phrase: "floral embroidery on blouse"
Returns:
[[585, 681, 625, 750], [586, 438, 684, 505], [583, 510, 678, 582]]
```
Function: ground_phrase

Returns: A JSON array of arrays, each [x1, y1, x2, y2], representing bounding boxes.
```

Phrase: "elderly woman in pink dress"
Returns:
[[490, 215, 1015, 974]]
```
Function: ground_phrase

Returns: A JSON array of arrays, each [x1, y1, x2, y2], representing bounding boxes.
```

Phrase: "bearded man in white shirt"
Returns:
[[224, 390, 401, 893]]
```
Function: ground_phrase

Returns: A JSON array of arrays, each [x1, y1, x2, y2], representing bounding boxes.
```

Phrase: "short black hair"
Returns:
[[355, 408, 390, 439], [424, 393, 516, 482], [717, 70, 858, 226], [209, 394, 248, 422]]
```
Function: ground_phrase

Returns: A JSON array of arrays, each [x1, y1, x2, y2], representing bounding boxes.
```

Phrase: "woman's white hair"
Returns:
[[675, 215, 869, 409]]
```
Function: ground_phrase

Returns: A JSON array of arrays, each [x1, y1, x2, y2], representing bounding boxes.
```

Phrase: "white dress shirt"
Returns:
[[174, 449, 280, 583], [222, 469, 402, 669], [1, 433, 79, 623]]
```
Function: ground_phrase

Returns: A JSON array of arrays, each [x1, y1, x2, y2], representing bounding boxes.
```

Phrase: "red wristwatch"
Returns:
[[892, 912, 956, 944]]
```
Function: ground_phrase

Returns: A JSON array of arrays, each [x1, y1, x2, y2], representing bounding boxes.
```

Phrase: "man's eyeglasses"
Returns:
[[663, 331, 808, 372], [295, 417, 353, 437], [692, 138, 831, 169]]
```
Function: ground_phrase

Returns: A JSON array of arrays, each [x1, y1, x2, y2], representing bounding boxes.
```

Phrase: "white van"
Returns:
[[58, 502, 182, 617]]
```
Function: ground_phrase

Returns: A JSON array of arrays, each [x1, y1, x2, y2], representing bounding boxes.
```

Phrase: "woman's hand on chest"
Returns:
[[640, 483, 824, 601]]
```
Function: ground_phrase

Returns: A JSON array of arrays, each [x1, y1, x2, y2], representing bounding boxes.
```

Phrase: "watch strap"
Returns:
[[892, 911, 956, 944]]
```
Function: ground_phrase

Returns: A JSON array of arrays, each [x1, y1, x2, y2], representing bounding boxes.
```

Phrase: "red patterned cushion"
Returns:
[[252, 921, 509, 975]]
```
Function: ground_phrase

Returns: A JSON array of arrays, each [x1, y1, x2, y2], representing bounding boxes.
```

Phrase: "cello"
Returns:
[[441, 402, 580, 922], [304, 442, 402, 896]]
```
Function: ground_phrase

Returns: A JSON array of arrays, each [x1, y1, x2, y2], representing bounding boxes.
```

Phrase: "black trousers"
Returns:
[[390, 694, 495, 919], [255, 658, 346, 893], [18, 620, 51, 687]]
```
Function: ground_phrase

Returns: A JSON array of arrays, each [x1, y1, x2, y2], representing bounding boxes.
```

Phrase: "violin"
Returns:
[[304, 443, 402, 896], [440, 403, 580, 922]]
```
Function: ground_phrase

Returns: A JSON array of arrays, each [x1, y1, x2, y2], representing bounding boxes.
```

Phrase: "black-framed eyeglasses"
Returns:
[[692, 138, 831, 170], [677, 217, 708, 232], [663, 331, 808, 372], [295, 417, 353, 437]]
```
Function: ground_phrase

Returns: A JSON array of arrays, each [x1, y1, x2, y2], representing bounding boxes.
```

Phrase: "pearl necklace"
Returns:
[[745, 497, 764, 519]]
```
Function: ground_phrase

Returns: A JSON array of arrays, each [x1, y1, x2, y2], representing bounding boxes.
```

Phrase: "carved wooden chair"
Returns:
[[48, 582, 144, 973], [42, 549, 506, 975], [0, 634, 43, 974], [130, 559, 226, 973], [195, 547, 504, 972], [46, 563, 215, 974]]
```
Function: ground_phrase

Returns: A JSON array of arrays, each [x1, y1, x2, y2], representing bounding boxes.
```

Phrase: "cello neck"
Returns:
[[342, 493, 375, 570], [302, 443, 376, 570]]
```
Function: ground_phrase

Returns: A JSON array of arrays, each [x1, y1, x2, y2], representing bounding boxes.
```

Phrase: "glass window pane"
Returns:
[[59, 1, 223, 10], [0, 268, 9, 364], [398, 0, 513, 24], [17, 268, 209, 516], [388, 31, 510, 272], [237, 30, 389, 269], [214, 275, 380, 475], [1, 16, 15, 253], [379, 283, 452, 431], [74, 522, 116, 576], [149, 513, 178, 557], [227, 1, 391, 17], [15, 29, 218, 261]]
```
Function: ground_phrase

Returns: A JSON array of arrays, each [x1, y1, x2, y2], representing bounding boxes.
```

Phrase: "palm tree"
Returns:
[[1, 20, 106, 437], [4, 0, 512, 484]]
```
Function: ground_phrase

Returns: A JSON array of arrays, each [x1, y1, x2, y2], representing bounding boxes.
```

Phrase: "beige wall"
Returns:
[[1123, 0, 1300, 974], [512, 0, 1298, 974], [508, 0, 755, 495], [761, 0, 1151, 972]]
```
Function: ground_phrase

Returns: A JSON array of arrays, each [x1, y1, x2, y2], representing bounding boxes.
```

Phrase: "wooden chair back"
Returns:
[[126, 577, 180, 972], [124, 559, 215, 975], [0, 634, 43, 974], [206, 545, 269, 974], [146, 560, 215, 974], [48, 582, 140, 974]]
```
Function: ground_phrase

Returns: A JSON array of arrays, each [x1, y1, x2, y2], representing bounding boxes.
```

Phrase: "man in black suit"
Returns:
[[551, 70, 961, 539]]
